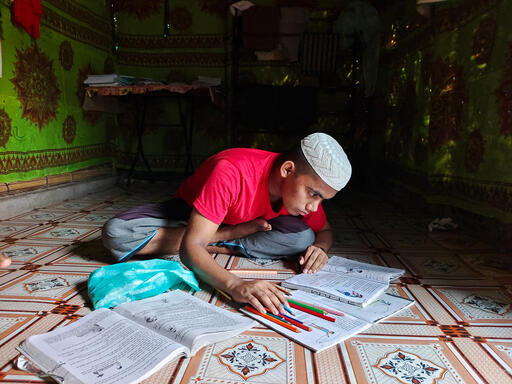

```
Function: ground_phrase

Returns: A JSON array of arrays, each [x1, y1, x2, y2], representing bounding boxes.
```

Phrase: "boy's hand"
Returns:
[[299, 245, 328, 274], [227, 279, 289, 315]]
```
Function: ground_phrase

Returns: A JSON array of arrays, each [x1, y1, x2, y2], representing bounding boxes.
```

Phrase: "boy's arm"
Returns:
[[299, 220, 333, 274], [180, 208, 288, 315]]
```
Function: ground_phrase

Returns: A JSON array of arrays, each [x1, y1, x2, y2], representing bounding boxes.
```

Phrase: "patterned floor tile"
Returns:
[[0, 223, 42, 239], [175, 330, 312, 384], [61, 211, 115, 226], [381, 284, 434, 324], [23, 224, 100, 244], [395, 252, 485, 280], [0, 312, 40, 344], [0, 271, 88, 303], [340, 335, 484, 383], [330, 230, 372, 251], [378, 232, 444, 250], [429, 232, 494, 252], [428, 286, 512, 325], [43, 241, 112, 266], [45, 200, 107, 212], [7, 210, 79, 224], [453, 338, 512, 383], [0, 242, 64, 264], [480, 339, 512, 376]]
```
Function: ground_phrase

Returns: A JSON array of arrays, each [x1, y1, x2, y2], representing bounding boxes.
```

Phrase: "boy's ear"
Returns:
[[280, 160, 295, 178]]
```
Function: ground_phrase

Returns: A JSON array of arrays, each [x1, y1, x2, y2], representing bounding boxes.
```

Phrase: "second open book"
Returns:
[[282, 256, 405, 307]]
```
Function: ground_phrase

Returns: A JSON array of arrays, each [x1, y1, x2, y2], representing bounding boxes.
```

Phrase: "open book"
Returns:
[[282, 256, 405, 307], [241, 290, 413, 352], [17, 290, 256, 384]]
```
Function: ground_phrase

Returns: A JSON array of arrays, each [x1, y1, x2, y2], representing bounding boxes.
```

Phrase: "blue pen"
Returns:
[[279, 312, 303, 324], [283, 304, 295, 316], [267, 312, 293, 325]]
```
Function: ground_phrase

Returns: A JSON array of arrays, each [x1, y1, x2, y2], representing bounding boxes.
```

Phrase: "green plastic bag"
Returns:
[[88, 259, 200, 309]]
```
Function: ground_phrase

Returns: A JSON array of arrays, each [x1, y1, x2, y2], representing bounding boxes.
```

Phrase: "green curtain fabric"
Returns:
[[377, 0, 512, 223], [0, 0, 112, 183]]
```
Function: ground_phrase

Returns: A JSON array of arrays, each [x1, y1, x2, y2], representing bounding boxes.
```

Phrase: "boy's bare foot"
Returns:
[[220, 218, 272, 240], [0, 255, 11, 268]]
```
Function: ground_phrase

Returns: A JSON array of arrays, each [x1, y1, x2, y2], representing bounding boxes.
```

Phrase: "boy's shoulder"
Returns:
[[209, 148, 279, 167], [215, 147, 277, 158]]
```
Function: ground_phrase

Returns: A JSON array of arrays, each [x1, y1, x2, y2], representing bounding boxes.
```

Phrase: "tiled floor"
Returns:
[[0, 186, 511, 383]]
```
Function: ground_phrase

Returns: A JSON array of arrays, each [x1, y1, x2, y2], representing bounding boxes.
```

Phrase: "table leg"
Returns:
[[126, 97, 154, 186], [177, 95, 195, 175]]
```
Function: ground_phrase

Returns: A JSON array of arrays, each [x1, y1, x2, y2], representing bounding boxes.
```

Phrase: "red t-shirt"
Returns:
[[175, 148, 326, 232]]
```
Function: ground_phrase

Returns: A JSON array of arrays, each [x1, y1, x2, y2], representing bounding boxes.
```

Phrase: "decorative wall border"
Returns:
[[387, 164, 512, 214], [44, 0, 111, 35], [118, 33, 224, 49], [117, 51, 225, 67], [0, 144, 111, 174], [117, 51, 293, 67], [429, 176, 512, 213], [41, 6, 111, 52], [116, 153, 209, 170]]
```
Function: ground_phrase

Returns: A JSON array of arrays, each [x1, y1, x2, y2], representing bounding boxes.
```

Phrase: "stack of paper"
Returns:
[[84, 74, 165, 87], [84, 74, 136, 87]]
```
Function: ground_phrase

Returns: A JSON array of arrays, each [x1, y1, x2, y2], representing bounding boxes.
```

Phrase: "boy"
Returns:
[[102, 132, 351, 315]]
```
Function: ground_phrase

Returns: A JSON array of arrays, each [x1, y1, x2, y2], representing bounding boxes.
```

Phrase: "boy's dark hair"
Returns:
[[279, 145, 316, 176]]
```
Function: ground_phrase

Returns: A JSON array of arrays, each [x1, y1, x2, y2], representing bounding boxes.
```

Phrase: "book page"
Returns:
[[19, 308, 184, 384], [283, 272, 387, 305], [113, 290, 255, 353], [240, 292, 371, 352], [323, 257, 404, 283], [292, 290, 414, 323]]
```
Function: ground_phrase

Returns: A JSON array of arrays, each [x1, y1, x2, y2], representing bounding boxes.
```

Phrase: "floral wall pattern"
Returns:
[[495, 43, 512, 136], [10, 44, 61, 130], [378, 0, 512, 223], [428, 58, 466, 151], [0, 0, 111, 182]]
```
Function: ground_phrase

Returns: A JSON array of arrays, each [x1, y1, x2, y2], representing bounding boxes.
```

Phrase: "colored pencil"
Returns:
[[267, 312, 292, 324], [216, 289, 232, 301], [279, 313, 303, 323], [288, 302, 336, 322], [278, 313, 312, 331], [313, 305, 345, 317], [245, 306, 301, 333], [287, 298, 344, 316], [283, 304, 295, 315], [287, 298, 325, 314]]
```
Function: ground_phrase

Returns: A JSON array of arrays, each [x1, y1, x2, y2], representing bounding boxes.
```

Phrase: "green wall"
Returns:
[[377, 0, 512, 223], [0, 0, 112, 183]]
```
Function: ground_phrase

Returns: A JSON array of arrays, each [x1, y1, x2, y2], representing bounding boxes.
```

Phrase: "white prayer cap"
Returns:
[[300, 132, 352, 191]]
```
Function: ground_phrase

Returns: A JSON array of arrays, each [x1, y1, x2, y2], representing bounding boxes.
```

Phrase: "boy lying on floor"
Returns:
[[101, 133, 352, 315]]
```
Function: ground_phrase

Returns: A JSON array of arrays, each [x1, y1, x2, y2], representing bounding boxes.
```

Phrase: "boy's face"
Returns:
[[280, 165, 337, 216]]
